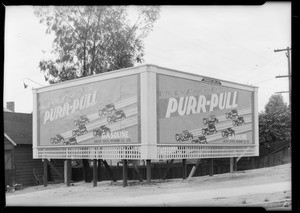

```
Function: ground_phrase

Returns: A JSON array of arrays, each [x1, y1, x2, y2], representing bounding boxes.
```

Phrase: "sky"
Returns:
[[4, 3, 291, 113]]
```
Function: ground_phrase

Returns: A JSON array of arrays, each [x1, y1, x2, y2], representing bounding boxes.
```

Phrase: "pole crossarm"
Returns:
[[275, 75, 291, 78], [275, 91, 289, 94], [274, 46, 291, 104]]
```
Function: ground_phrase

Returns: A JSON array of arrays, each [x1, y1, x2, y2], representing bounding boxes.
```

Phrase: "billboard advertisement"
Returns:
[[157, 74, 254, 145], [37, 74, 139, 146]]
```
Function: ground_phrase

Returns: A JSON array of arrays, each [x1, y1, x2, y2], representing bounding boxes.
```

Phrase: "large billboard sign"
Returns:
[[157, 74, 254, 145], [37, 75, 139, 146]]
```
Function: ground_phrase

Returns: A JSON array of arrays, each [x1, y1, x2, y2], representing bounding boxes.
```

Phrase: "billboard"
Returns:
[[37, 74, 139, 146], [157, 74, 254, 145]]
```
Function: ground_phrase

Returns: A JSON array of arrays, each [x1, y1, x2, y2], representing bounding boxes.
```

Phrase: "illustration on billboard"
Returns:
[[157, 74, 253, 145], [38, 75, 139, 146]]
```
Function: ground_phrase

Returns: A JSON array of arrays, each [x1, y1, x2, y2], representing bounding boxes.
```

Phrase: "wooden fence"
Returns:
[[71, 145, 291, 182]]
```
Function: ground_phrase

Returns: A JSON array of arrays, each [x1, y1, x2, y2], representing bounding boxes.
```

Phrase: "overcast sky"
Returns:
[[4, 3, 291, 113]]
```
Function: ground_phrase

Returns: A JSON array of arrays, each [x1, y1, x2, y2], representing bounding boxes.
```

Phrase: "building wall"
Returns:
[[5, 139, 15, 186], [14, 145, 43, 186]]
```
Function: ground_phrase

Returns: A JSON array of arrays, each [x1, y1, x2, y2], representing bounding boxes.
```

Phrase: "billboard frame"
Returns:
[[33, 64, 259, 160]]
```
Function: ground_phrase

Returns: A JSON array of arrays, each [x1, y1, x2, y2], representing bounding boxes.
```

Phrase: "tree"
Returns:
[[34, 6, 160, 84], [259, 94, 291, 146]]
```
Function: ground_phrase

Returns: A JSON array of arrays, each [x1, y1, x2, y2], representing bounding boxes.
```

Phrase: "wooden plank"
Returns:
[[162, 159, 174, 180], [46, 159, 63, 180], [123, 159, 128, 187], [93, 159, 97, 187], [187, 159, 201, 179], [146, 160, 151, 184]]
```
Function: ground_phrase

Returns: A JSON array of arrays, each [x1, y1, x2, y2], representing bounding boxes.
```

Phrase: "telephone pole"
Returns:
[[274, 47, 291, 105]]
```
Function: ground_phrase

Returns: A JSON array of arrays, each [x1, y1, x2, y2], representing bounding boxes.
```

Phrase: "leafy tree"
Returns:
[[259, 94, 291, 146], [34, 6, 160, 84]]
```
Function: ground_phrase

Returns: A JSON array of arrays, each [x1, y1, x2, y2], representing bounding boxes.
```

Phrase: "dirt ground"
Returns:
[[5, 163, 292, 209]]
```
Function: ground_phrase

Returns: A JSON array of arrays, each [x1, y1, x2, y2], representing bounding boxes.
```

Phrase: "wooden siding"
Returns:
[[5, 138, 15, 150], [14, 145, 43, 186]]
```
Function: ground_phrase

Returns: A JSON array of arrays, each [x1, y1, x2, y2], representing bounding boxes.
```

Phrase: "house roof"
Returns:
[[4, 111, 32, 145]]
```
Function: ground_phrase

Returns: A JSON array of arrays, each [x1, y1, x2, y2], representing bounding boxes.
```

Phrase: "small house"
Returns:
[[4, 105, 43, 187]]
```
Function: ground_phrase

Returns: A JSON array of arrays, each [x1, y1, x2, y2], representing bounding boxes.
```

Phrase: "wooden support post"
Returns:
[[187, 159, 201, 179], [250, 157, 255, 169], [64, 160, 67, 183], [98, 159, 102, 181], [66, 159, 71, 186], [43, 159, 48, 187], [230, 157, 238, 173], [162, 159, 174, 180], [102, 160, 117, 182], [146, 160, 151, 184], [233, 157, 237, 172], [93, 159, 97, 187], [182, 159, 187, 179], [230, 157, 234, 173], [122, 159, 128, 187], [209, 158, 214, 176]]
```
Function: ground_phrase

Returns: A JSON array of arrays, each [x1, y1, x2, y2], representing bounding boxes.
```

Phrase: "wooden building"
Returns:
[[4, 110, 43, 187]]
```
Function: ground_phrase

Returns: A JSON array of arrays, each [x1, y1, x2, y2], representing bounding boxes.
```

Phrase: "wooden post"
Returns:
[[64, 160, 67, 183], [93, 159, 97, 187], [182, 159, 187, 179], [146, 160, 151, 184], [98, 159, 102, 181], [233, 157, 237, 172], [209, 158, 214, 176], [188, 159, 201, 179], [162, 159, 174, 180], [230, 157, 234, 173], [250, 157, 255, 169], [43, 159, 47, 187], [122, 159, 128, 187], [66, 159, 71, 186]]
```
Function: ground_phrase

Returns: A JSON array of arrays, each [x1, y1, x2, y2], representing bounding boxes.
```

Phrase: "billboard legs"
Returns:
[[122, 159, 128, 187], [93, 159, 97, 187], [64, 160, 71, 186], [43, 159, 48, 187], [209, 159, 214, 176], [182, 159, 187, 179], [146, 160, 151, 184], [230, 157, 237, 173]]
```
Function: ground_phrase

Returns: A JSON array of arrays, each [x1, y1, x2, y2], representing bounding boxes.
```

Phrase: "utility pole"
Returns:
[[274, 47, 291, 105]]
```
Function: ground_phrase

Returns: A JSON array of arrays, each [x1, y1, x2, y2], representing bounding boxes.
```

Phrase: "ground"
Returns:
[[6, 163, 291, 209]]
